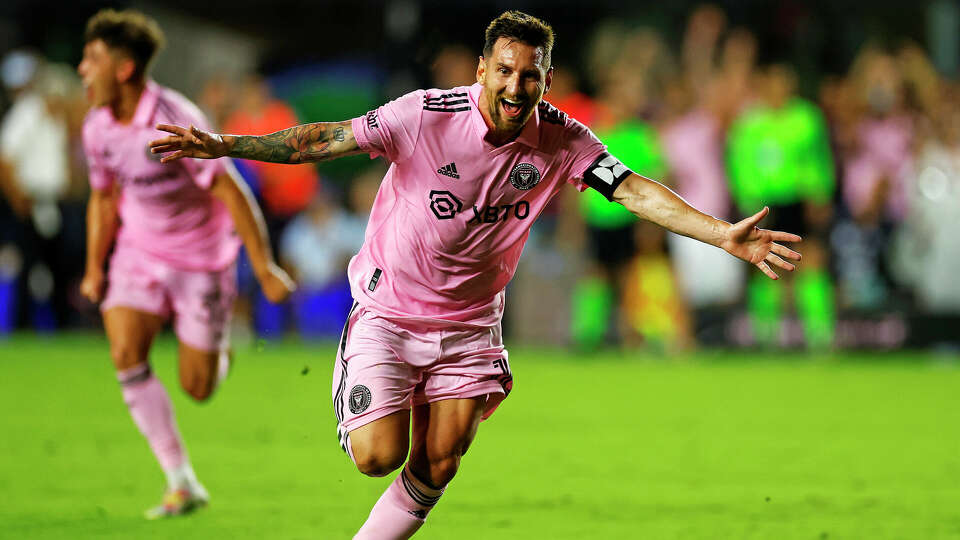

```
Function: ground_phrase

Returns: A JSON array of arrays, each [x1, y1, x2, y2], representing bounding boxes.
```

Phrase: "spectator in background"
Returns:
[[281, 186, 366, 290], [660, 76, 744, 308], [834, 48, 914, 310], [0, 50, 81, 331], [680, 4, 727, 107], [893, 82, 960, 313], [280, 184, 365, 338], [659, 10, 747, 316], [223, 75, 320, 247], [843, 48, 913, 225], [714, 28, 760, 128], [570, 59, 671, 350], [727, 64, 836, 348]]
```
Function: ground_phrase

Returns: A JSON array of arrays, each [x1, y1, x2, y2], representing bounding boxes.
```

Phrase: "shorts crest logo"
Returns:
[[509, 163, 541, 190], [349, 385, 372, 414], [429, 190, 463, 220]]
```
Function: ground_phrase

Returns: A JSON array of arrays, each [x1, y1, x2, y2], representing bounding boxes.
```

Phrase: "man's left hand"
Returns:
[[720, 206, 802, 280]]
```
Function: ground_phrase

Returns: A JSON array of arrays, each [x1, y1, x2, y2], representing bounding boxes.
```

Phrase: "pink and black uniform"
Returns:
[[333, 83, 633, 451], [82, 80, 239, 352]]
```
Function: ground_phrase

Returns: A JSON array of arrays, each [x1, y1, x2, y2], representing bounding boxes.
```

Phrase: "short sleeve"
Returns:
[[351, 90, 424, 163], [81, 115, 114, 191], [564, 121, 632, 201]]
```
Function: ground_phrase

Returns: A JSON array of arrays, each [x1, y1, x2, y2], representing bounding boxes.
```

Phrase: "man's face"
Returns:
[[477, 37, 552, 139], [77, 39, 125, 107]]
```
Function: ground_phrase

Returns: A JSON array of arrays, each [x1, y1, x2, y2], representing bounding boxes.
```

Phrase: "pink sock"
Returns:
[[353, 465, 444, 540], [118, 364, 187, 475]]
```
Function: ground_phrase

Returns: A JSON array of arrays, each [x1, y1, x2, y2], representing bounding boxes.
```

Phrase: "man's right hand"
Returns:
[[149, 124, 230, 163], [80, 269, 106, 304], [257, 262, 297, 304]]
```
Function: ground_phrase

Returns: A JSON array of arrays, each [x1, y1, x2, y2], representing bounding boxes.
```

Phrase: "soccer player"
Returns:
[[149, 11, 801, 538], [77, 9, 294, 518]]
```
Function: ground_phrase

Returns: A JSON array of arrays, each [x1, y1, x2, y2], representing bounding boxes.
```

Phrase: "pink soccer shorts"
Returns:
[[101, 246, 237, 353], [332, 303, 513, 452]]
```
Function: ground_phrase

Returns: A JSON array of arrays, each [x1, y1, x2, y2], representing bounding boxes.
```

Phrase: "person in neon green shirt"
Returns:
[[571, 69, 674, 349], [726, 64, 836, 348]]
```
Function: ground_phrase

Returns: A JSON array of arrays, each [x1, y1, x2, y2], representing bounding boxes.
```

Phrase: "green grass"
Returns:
[[1, 333, 959, 539]]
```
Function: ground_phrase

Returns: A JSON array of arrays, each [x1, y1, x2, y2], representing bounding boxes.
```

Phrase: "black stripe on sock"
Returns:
[[401, 469, 442, 507], [119, 366, 152, 386]]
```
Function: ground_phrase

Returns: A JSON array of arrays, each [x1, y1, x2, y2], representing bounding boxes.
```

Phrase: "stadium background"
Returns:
[[1, 1, 959, 539]]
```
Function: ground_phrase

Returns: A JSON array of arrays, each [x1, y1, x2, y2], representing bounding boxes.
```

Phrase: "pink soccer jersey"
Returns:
[[82, 80, 239, 271], [349, 83, 617, 326]]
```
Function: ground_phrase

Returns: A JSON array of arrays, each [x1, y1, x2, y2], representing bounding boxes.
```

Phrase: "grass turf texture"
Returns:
[[1, 334, 959, 539]]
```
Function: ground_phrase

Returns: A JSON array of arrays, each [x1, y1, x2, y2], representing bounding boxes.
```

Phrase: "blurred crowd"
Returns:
[[539, 5, 960, 352], [1, 4, 958, 350]]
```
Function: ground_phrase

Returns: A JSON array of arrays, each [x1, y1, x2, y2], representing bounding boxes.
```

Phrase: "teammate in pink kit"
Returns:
[[150, 11, 801, 538], [77, 9, 294, 518]]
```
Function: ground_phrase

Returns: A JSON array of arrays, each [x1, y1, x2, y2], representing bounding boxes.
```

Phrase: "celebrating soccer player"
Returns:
[[78, 9, 294, 519], [150, 11, 801, 538]]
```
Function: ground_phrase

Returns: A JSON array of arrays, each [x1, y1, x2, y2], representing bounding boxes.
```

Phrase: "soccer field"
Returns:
[[1, 335, 958, 539]]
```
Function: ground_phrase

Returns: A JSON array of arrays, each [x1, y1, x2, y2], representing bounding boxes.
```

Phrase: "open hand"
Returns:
[[149, 124, 229, 163], [720, 207, 802, 280]]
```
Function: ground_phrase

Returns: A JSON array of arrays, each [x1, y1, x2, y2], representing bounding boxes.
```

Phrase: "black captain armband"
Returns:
[[581, 152, 634, 201]]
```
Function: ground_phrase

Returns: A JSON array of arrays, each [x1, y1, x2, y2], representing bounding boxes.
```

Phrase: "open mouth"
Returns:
[[500, 97, 525, 119]]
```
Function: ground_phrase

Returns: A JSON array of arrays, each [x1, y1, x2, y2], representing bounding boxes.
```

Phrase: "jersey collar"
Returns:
[[131, 79, 160, 127], [468, 82, 540, 150]]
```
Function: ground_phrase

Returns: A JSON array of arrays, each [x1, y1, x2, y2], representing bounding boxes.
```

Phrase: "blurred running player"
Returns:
[[77, 9, 294, 519], [150, 11, 801, 538]]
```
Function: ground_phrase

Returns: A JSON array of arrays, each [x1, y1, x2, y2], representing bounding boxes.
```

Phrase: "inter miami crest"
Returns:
[[510, 162, 541, 190], [349, 385, 372, 414]]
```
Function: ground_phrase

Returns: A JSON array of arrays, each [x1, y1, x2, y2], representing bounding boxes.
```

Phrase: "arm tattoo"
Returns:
[[228, 122, 353, 164]]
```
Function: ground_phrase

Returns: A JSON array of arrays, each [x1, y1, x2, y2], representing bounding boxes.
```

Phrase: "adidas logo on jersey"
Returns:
[[437, 162, 460, 179]]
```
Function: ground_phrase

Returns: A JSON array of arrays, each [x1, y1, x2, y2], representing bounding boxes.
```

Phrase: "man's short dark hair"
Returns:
[[483, 11, 555, 68], [85, 9, 165, 79]]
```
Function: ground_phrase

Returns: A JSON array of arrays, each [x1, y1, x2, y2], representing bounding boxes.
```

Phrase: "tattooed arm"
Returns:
[[148, 120, 361, 164]]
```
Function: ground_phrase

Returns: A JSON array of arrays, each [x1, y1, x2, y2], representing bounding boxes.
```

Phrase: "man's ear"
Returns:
[[115, 57, 136, 84], [544, 67, 553, 95], [476, 56, 485, 84]]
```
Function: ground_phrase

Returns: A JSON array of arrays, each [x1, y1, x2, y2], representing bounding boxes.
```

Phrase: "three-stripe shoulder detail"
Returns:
[[423, 92, 470, 113]]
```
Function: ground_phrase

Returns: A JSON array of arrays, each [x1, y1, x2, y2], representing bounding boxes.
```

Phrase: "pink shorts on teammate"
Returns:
[[332, 303, 513, 452], [102, 246, 237, 353]]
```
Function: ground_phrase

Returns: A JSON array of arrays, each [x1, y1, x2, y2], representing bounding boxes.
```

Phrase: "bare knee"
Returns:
[[110, 342, 148, 371], [347, 410, 411, 477], [179, 369, 214, 402], [354, 447, 406, 477], [178, 346, 219, 402]]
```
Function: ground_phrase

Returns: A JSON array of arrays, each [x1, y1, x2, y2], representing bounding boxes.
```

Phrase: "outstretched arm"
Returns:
[[149, 120, 361, 164], [613, 173, 802, 280]]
